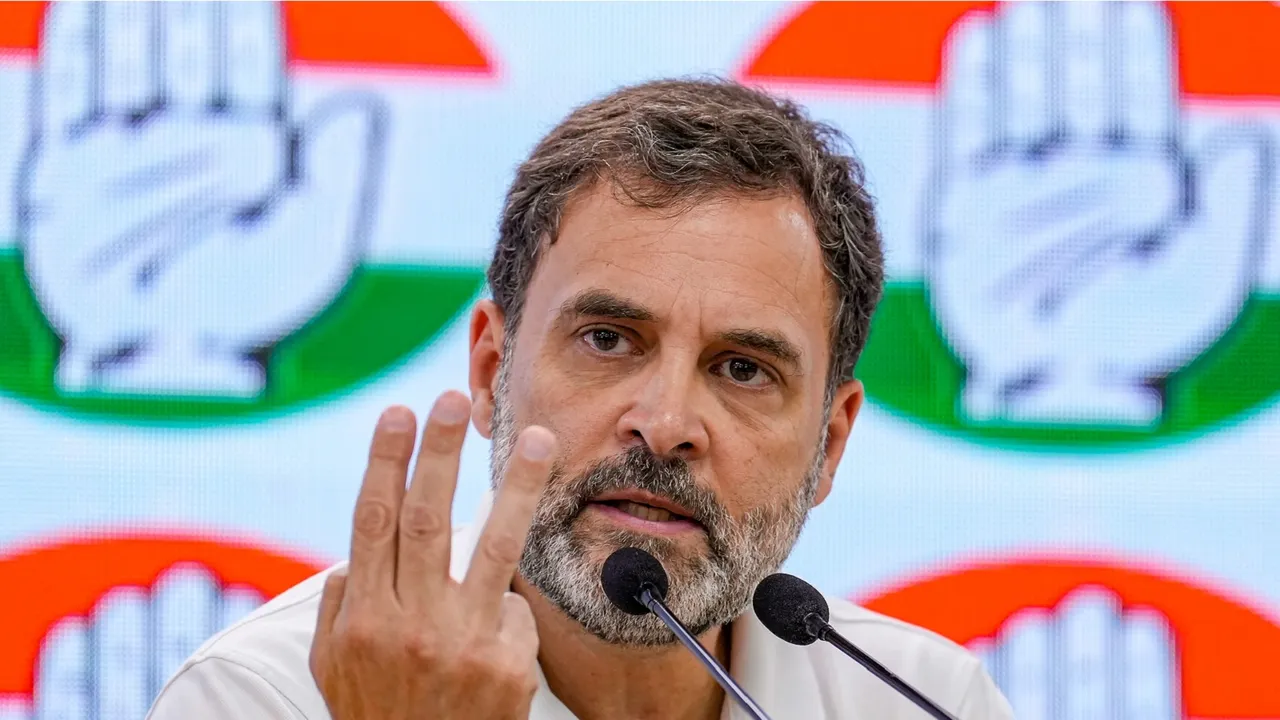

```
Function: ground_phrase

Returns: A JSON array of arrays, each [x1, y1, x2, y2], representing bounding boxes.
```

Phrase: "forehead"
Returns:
[[528, 183, 832, 362]]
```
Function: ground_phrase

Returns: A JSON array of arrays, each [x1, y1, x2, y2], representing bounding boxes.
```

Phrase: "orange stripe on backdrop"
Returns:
[[744, 1, 994, 86], [742, 1, 1280, 98], [0, 1, 41, 51], [0, 536, 325, 697], [0, 1, 492, 72], [860, 559, 1280, 718]]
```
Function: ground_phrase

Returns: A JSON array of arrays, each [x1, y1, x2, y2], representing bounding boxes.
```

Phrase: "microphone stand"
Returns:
[[639, 583, 773, 720], [805, 614, 959, 720]]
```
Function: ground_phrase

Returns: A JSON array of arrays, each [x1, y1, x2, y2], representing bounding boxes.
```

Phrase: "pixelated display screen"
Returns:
[[1, 2, 1278, 717]]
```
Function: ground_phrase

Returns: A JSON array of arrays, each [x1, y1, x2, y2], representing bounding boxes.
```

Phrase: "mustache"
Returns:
[[541, 446, 729, 531]]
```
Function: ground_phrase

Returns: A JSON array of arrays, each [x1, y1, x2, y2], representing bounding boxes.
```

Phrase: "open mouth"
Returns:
[[595, 499, 689, 524], [585, 492, 704, 535]]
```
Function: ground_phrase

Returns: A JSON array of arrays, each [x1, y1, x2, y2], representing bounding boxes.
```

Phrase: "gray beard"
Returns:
[[488, 355, 825, 646]]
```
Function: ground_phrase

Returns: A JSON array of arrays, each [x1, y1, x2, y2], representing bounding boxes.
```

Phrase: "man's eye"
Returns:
[[583, 328, 632, 354], [714, 357, 771, 387]]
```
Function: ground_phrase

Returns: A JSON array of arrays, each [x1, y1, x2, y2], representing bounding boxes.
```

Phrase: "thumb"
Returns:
[[1191, 125, 1270, 246], [290, 92, 388, 243], [497, 590, 539, 653]]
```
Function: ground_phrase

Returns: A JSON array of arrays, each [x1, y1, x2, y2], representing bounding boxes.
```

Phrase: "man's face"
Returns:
[[478, 183, 857, 645]]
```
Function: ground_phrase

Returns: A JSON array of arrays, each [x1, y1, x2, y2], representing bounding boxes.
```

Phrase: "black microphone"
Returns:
[[753, 573, 959, 720], [601, 547, 773, 720]]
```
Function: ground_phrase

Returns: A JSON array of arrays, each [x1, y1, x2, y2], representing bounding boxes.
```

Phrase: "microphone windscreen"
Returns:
[[752, 573, 830, 646], [601, 547, 670, 616]]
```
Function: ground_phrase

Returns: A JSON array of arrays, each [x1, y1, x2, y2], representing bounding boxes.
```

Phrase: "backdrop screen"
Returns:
[[1, 2, 1278, 717]]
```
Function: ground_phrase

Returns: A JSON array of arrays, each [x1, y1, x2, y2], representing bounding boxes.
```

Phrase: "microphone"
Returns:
[[601, 548, 773, 720], [753, 573, 959, 720]]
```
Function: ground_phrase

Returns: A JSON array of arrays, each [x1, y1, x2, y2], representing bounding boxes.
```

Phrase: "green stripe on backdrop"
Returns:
[[0, 248, 485, 425]]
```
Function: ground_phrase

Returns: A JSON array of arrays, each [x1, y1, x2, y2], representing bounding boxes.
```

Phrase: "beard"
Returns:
[[488, 355, 825, 646]]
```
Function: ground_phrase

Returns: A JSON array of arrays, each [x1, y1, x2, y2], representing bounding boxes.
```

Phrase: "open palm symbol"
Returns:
[[926, 2, 1269, 426], [19, 1, 386, 397]]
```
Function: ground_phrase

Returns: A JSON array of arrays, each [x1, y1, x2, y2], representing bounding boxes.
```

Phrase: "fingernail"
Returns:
[[379, 407, 413, 431], [434, 393, 471, 425], [520, 427, 556, 461]]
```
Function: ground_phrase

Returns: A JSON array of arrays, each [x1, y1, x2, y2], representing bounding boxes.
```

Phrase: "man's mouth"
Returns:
[[598, 499, 685, 523], [585, 491, 704, 535]]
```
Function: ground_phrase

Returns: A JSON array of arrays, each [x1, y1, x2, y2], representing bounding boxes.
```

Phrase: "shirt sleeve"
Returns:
[[955, 660, 1015, 720], [146, 656, 307, 720]]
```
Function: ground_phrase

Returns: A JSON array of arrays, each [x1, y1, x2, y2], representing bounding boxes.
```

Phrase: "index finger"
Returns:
[[345, 406, 417, 606], [462, 426, 557, 612]]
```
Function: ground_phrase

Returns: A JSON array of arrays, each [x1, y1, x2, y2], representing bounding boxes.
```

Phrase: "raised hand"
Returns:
[[969, 586, 1179, 720], [927, 1, 1268, 426], [309, 392, 557, 719], [20, 1, 384, 397]]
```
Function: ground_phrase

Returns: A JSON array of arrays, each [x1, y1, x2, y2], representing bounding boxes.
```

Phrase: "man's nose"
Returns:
[[615, 360, 710, 459]]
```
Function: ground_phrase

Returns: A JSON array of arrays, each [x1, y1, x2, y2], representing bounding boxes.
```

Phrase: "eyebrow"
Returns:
[[559, 288, 657, 323], [558, 288, 804, 373], [716, 329, 803, 373]]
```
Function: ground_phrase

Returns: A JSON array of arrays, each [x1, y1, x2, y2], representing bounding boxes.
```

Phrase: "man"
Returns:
[[147, 78, 1013, 719]]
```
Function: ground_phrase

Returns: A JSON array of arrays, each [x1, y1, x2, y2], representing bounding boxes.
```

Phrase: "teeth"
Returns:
[[618, 500, 674, 523]]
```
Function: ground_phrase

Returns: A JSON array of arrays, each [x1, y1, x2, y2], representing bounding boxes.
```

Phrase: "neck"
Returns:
[[514, 576, 730, 720]]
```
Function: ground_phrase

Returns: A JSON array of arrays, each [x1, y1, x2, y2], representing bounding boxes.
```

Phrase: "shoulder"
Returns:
[[809, 595, 1013, 719], [147, 563, 340, 720]]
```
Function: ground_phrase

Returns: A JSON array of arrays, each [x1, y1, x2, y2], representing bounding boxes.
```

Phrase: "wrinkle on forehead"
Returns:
[[561, 189, 826, 318], [531, 185, 832, 379]]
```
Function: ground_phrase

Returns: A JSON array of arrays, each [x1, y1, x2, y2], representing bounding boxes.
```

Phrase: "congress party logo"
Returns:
[[0, 534, 325, 718], [860, 557, 1280, 719], [744, 2, 1280, 450], [0, 2, 493, 423]]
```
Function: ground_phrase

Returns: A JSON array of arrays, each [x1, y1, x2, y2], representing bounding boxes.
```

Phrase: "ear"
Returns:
[[468, 300, 507, 439], [812, 378, 863, 507]]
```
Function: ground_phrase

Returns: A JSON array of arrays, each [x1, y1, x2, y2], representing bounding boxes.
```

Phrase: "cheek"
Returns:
[[523, 363, 623, 462], [714, 438, 805, 514]]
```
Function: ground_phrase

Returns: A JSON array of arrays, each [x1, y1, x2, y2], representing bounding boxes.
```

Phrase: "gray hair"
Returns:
[[488, 77, 885, 396]]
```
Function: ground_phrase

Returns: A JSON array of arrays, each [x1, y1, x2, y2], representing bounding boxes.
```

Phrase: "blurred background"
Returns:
[[1, 1, 1279, 717]]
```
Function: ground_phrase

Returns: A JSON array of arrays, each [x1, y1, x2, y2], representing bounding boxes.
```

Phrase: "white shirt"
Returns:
[[147, 493, 1014, 719]]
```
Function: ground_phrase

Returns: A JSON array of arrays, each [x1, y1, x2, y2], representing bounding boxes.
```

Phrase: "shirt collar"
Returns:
[[449, 491, 824, 720]]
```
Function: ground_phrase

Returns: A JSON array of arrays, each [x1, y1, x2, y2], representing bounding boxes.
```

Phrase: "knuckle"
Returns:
[[337, 618, 380, 651], [420, 423, 465, 456], [479, 534, 523, 568], [498, 657, 536, 697], [399, 501, 447, 541], [353, 500, 396, 539], [403, 631, 441, 664]]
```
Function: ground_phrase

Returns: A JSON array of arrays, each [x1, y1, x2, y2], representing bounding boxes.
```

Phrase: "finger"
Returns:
[[309, 569, 347, 677], [1060, 2, 1111, 143], [463, 427, 557, 612], [1002, 609, 1051, 720], [940, 11, 997, 171], [38, 1, 98, 138], [102, 1, 157, 121], [221, 1, 284, 118], [288, 94, 385, 230], [395, 391, 471, 608], [1060, 588, 1117, 720], [345, 407, 416, 607], [998, 1, 1054, 152], [497, 592, 539, 651], [1191, 128, 1265, 244], [314, 569, 347, 640], [1122, 608, 1177, 718], [159, 2, 218, 111], [1116, 2, 1175, 145]]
